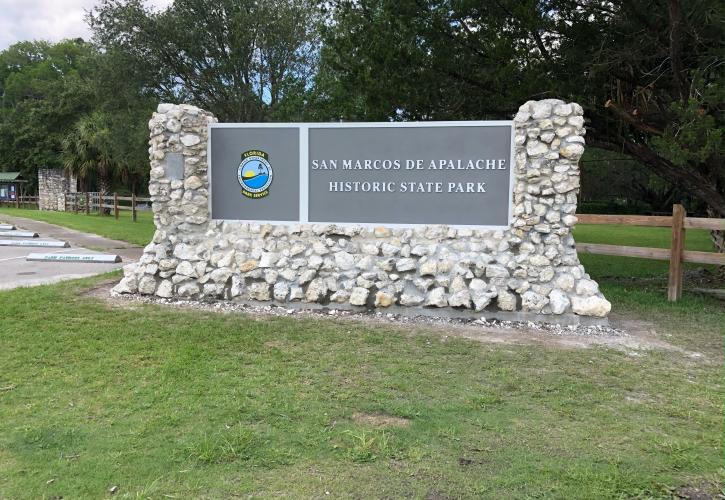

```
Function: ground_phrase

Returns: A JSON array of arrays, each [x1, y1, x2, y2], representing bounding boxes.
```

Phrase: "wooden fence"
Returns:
[[63, 192, 151, 222], [0, 193, 151, 222], [576, 204, 724, 301], [0, 195, 38, 209]]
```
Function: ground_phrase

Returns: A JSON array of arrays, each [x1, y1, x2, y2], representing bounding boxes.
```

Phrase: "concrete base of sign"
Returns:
[[114, 100, 612, 320], [226, 298, 610, 326], [0, 230, 39, 238], [26, 253, 122, 263]]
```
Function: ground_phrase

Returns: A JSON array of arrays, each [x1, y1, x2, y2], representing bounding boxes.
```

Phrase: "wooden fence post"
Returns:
[[132, 193, 137, 222], [114, 192, 119, 219], [99, 192, 104, 215], [85, 192, 90, 215], [667, 204, 686, 301]]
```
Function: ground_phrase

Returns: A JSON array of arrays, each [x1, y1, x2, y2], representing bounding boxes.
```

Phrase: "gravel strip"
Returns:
[[112, 291, 628, 338]]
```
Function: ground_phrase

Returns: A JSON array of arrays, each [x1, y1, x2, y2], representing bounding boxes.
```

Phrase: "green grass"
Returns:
[[0, 209, 722, 497], [0, 208, 154, 246], [0, 275, 722, 498], [574, 224, 719, 280]]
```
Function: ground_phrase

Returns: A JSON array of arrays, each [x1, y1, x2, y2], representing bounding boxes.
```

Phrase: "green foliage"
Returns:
[[0, 39, 154, 193], [90, 0, 321, 122], [651, 72, 724, 171], [316, 0, 725, 214], [314, 0, 543, 121], [0, 40, 96, 189], [1, 0, 723, 214]]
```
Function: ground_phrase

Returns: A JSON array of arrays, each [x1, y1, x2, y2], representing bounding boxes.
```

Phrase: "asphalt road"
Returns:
[[0, 214, 143, 291]]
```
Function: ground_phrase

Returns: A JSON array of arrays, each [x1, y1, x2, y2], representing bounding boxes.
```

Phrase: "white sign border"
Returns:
[[208, 121, 516, 230]]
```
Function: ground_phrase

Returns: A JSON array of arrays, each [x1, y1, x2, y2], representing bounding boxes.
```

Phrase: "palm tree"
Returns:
[[61, 112, 119, 195]]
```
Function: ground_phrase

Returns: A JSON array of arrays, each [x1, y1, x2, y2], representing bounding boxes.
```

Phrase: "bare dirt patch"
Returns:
[[352, 412, 410, 428]]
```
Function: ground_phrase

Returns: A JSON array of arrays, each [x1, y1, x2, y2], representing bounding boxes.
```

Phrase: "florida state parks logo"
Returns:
[[237, 150, 273, 199]]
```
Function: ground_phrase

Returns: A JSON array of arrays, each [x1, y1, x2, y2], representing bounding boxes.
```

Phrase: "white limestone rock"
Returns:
[[571, 295, 611, 317], [177, 281, 200, 297], [521, 290, 548, 312], [400, 291, 424, 306], [548, 289, 570, 314], [560, 143, 585, 159], [396, 258, 416, 272], [273, 282, 289, 301], [485, 264, 509, 278], [448, 289, 472, 308], [375, 291, 394, 307], [155, 280, 174, 298], [526, 140, 549, 157], [496, 290, 517, 311], [531, 101, 553, 119], [349, 287, 369, 306], [248, 282, 271, 301], [305, 278, 328, 302], [229, 275, 244, 297], [425, 287, 448, 307], [184, 176, 203, 190], [334, 251, 355, 270], [138, 275, 157, 295], [180, 134, 201, 147], [575, 279, 599, 297], [210, 268, 232, 283], [112, 277, 137, 294], [289, 286, 304, 301]]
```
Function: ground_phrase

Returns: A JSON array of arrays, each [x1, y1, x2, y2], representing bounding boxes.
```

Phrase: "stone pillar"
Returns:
[[38, 168, 76, 211], [510, 100, 609, 316], [114, 100, 610, 319]]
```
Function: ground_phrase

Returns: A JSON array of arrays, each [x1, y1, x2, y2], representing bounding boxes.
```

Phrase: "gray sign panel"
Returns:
[[209, 127, 300, 222], [308, 125, 512, 226], [209, 122, 513, 228]]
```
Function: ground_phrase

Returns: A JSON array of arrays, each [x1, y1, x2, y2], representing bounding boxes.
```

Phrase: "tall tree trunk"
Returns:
[[97, 175, 111, 214], [706, 207, 725, 254]]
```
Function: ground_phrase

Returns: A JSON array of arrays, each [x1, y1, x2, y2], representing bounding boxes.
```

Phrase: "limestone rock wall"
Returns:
[[38, 168, 77, 211], [113, 100, 611, 318]]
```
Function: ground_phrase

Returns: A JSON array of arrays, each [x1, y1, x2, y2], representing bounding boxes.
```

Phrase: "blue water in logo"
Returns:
[[243, 174, 269, 189]]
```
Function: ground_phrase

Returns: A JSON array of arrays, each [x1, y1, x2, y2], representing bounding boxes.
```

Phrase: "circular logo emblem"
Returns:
[[237, 150, 273, 199]]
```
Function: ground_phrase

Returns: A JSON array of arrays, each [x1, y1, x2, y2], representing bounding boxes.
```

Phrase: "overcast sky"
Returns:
[[0, 0, 173, 50]]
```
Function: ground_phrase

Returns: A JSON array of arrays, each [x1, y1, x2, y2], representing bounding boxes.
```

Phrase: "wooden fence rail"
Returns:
[[63, 192, 151, 222], [0, 195, 39, 209], [576, 204, 724, 301]]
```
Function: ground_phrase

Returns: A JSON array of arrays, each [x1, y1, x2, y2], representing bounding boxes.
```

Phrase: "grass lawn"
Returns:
[[0, 208, 155, 246], [0, 208, 722, 497], [0, 275, 722, 498]]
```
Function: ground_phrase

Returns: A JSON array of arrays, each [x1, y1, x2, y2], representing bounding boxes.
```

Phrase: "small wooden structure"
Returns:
[[0, 172, 27, 202]]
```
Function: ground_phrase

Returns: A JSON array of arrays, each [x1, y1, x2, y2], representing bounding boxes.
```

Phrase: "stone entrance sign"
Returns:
[[114, 100, 611, 319], [209, 123, 513, 227]]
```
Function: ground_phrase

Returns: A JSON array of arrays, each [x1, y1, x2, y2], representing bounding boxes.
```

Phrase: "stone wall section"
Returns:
[[113, 100, 611, 318], [38, 168, 77, 211]]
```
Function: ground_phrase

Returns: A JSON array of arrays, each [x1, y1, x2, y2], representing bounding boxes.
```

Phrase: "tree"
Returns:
[[61, 112, 119, 194], [317, 0, 724, 222], [0, 40, 97, 190], [89, 0, 322, 122]]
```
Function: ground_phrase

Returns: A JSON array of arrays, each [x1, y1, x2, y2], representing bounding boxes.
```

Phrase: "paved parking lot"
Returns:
[[0, 216, 142, 290]]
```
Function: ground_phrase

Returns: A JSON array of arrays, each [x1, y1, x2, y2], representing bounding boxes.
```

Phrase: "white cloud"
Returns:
[[0, 0, 173, 50]]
